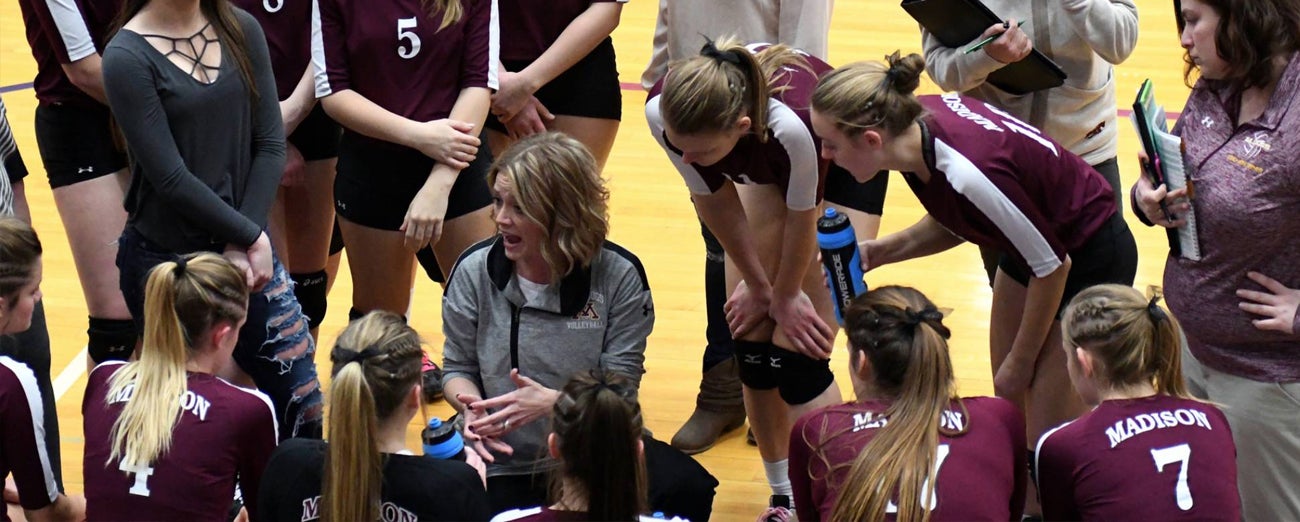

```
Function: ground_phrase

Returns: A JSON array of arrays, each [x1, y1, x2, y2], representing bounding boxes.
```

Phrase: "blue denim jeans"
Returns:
[[116, 227, 323, 439]]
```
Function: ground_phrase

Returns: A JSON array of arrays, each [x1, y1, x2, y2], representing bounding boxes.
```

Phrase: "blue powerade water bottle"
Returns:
[[422, 417, 467, 461], [817, 208, 867, 325]]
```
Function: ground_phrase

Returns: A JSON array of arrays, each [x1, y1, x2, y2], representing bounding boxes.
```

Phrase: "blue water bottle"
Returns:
[[422, 417, 467, 461], [817, 208, 867, 325]]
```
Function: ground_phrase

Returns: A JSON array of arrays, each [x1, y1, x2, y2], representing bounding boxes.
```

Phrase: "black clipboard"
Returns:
[[903, 0, 1067, 95], [1131, 79, 1185, 257]]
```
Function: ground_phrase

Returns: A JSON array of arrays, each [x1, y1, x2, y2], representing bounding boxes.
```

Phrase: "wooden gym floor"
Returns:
[[0, 1, 1186, 518]]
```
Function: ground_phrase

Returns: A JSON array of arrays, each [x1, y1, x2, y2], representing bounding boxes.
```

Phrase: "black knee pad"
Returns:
[[87, 317, 137, 363], [773, 349, 835, 405], [734, 340, 777, 390], [290, 270, 329, 330]]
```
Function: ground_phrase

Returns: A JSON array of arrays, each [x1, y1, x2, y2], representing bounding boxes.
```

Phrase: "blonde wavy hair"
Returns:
[[488, 132, 610, 282]]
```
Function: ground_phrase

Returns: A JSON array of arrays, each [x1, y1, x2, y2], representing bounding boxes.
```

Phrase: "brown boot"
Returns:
[[671, 358, 747, 454]]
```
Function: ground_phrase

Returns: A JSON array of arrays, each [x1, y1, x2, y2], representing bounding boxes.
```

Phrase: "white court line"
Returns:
[[52, 347, 88, 400]]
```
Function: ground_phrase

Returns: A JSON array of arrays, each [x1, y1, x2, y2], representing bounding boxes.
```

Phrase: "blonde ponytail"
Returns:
[[1062, 285, 1193, 398], [660, 37, 811, 140], [106, 253, 248, 470], [813, 51, 927, 137], [322, 311, 423, 522]]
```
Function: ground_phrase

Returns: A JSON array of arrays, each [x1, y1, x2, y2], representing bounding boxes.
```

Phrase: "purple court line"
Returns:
[[0, 79, 1181, 120], [0, 82, 34, 95]]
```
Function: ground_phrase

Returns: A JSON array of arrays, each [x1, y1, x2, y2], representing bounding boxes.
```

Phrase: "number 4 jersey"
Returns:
[[82, 361, 278, 520], [1036, 395, 1241, 521], [788, 396, 1027, 521]]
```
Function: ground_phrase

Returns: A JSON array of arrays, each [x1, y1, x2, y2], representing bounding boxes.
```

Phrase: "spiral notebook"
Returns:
[[1131, 79, 1201, 261], [902, 0, 1067, 95]]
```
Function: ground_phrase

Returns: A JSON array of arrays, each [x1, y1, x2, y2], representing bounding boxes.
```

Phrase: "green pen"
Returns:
[[964, 20, 1026, 54]]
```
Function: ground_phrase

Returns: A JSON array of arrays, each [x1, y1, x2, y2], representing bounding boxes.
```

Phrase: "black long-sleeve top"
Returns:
[[103, 8, 284, 251]]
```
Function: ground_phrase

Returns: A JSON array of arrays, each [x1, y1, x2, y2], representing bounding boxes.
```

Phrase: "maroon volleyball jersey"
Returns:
[[645, 45, 832, 211], [82, 361, 278, 521], [1036, 395, 1241, 521], [498, 0, 626, 61], [789, 397, 1027, 522], [16, 0, 122, 106], [229, 0, 312, 99], [312, 0, 499, 122], [908, 93, 1116, 277], [0, 357, 59, 519]]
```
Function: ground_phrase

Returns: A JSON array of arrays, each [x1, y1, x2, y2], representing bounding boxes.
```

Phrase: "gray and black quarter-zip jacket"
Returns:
[[441, 235, 654, 477]]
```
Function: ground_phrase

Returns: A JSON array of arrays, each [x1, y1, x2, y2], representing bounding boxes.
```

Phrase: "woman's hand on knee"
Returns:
[[725, 280, 773, 338], [771, 292, 834, 358]]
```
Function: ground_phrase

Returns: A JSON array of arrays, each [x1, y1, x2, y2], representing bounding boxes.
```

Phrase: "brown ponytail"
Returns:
[[322, 311, 423, 522], [660, 37, 812, 140], [829, 286, 964, 522], [812, 51, 927, 137], [1062, 285, 1191, 398], [550, 369, 645, 521]]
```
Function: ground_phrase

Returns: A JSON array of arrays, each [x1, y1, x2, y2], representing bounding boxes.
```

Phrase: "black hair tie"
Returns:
[[172, 257, 188, 276], [1147, 295, 1167, 324], [332, 346, 382, 366], [700, 38, 744, 67]]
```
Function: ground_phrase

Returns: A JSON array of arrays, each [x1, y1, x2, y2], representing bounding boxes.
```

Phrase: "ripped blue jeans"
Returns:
[[117, 227, 323, 439]]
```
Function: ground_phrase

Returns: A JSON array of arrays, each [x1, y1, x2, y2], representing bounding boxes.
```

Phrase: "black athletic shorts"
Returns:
[[334, 132, 492, 231], [485, 37, 621, 133], [999, 211, 1138, 316], [287, 104, 341, 161], [824, 164, 889, 215], [34, 103, 126, 188]]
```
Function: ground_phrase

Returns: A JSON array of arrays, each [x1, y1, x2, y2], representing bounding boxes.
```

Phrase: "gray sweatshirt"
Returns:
[[921, 0, 1138, 165], [442, 236, 654, 476]]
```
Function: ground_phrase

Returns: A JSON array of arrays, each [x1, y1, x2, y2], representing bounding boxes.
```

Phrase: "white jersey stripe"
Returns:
[[215, 377, 280, 442], [934, 138, 1062, 277], [1035, 421, 1073, 486], [644, 94, 714, 196], [42, 0, 96, 62], [485, 0, 500, 90], [0, 356, 59, 504], [309, 0, 331, 98], [767, 98, 818, 211]]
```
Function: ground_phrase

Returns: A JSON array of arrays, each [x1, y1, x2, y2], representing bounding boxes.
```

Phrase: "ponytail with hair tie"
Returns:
[[331, 346, 382, 366], [699, 38, 745, 68], [172, 256, 188, 276]]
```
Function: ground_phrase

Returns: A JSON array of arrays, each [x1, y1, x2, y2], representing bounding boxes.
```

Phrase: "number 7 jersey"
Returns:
[[1035, 395, 1241, 521]]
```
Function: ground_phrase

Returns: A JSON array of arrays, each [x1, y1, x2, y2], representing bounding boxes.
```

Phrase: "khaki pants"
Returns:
[[1182, 346, 1300, 521]]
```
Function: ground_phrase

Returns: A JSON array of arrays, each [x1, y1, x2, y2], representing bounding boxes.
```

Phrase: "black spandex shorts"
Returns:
[[999, 211, 1138, 316], [34, 103, 127, 188], [485, 37, 621, 133], [823, 164, 889, 216], [334, 133, 493, 231], [287, 104, 342, 161]]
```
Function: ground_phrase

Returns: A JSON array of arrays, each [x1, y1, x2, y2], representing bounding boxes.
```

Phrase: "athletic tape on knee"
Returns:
[[734, 340, 777, 390], [290, 270, 328, 329], [773, 348, 834, 405], [87, 317, 137, 363]]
